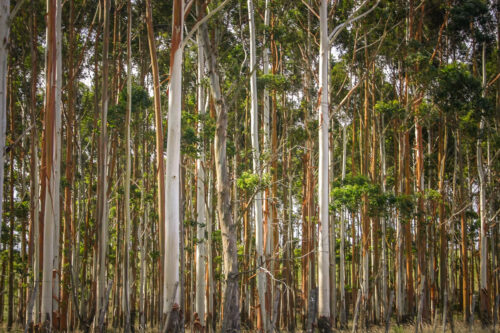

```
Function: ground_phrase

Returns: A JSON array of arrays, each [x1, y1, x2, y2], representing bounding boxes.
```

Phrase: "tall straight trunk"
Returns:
[[415, 112, 427, 322], [339, 125, 347, 327], [360, 57, 370, 325], [122, 0, 132, 330], [164, 0, 183, 326], [438, 113, 447, 313], [247, 0, 267, 330], [195, 2, 207, 325], [61, 0, 75, 328], [396, 120, 404, 320], [317, 0, 330, 326], [200, 19, 240, 332], [478, 42, 490, 325], [7, 67, 14, 330], [95, 0, 111, 328], [457, 128, 470, 322], [52, 0, 63, 320], [27, 9, 40, 325], [40, 0, 62, 327], [145, 0, 166, 310], [379, 115, 388, 320], [0, 0, 9, 235]]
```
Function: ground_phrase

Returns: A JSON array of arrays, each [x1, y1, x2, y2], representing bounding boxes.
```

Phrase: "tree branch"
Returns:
[[180, 0, 230, 50], [329, 0, 380, 44]]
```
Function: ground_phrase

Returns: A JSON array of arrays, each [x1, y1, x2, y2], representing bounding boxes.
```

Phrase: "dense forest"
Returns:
[[0, 0, 499, 332]]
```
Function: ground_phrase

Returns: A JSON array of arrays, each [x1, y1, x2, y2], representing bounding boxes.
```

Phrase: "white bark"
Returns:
[[318, 0, 330, 320], [206, 169, 214, 326], [123, 1, 132, 329], [262, 0, 271, 260], [164, 0, 184, 311], [41, 0, 62, 325], [95, 0, 110, 326], [247, 0, 267, 330], [379, 115, 388, 319], [339, 125, 347, 326], [52, 0, 62, 314], [478, 42, 488, 302], [195, 16, 207, 325], [0, 0, 9, 235]]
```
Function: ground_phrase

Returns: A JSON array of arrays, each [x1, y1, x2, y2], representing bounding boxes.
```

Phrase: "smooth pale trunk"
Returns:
[[31, 142, 40, 324], [478, 42, 489, 322], [262, 0, 271, 260], [164, 0, 184, 310], [0, 0, 9, 235], [340, 125, 347, 326], [52, 0, 62, 315], [195, 22, 206, 325], [123, 2, 132, 329], [41, 0, 62, 325], [200, 20, 240, 331], [328, 119, 336, 325], [247, 0, 267, 329], [317, 0, 330, 320], [96, 0, 110, 326], [379, 115, 388, 318], [396, 135, 404, 319], [139, 203, 147, 330], [206, 170, 214, 326]]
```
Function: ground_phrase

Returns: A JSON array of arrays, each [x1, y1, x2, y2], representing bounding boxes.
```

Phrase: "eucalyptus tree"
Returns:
[[195, 0, 207, 326], [317, 0, 331, 329], [122, 0, 133, 330], [247, 0, 267, 330], [164, 0, 184, 329], [95, 0, 111, 328], [0, 0, 9, 236], [40, 0, 62, 328], [200, 10, 240, 331]]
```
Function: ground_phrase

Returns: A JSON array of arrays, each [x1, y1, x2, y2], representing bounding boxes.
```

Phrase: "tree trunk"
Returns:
[[122, 1, 132, 330], [247, 0, 267, 330], [478, 42, 490, 326], [0, 0, 9, 236], [317, 0, 331, 328], [195, 2, 207, 326], [200, 19, 240, 332], [95, 0, 111, 328], [40, 0, 62, 327], [145, 0, 166, 314], [164, 1, 183, 329]]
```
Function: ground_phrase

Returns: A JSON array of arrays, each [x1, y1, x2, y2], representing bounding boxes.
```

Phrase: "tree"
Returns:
[[164, 1, 184, 331], [317, 0, 331, 330]]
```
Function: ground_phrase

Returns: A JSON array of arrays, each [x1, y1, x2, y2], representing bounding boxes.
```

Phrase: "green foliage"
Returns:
[[330, 175, 386, 216], [237, 171, 271, 192], [108, 84, 152, 128], [375, 100, 405, 121], [258, 74, 289, 91]]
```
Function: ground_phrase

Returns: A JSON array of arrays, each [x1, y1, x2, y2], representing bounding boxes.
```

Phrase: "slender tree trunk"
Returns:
[[95, 0, 111, 328], [8, 67, 15, 330], [317, 0, 331, 329], [247, 0, 267, 331], [0, 0, 9, 236], [164, 2, 183, 330], [40, 0, 62, 327], [339, 125, 347, 328], [122, 1, 132, 330], [145, 0, 166, 314], [478, 42, 490, 326], [200, 19, 240, 332], [61, 0, 75, 328], [195, 2, 207, 326]]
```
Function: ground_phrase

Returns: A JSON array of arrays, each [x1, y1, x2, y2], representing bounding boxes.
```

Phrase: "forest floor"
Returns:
[[0, 322, 497, 332]]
